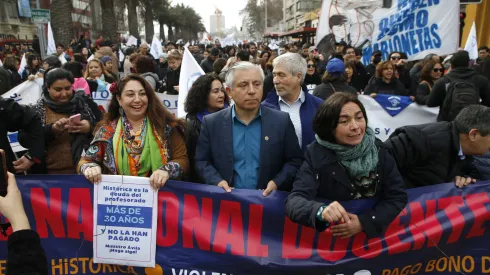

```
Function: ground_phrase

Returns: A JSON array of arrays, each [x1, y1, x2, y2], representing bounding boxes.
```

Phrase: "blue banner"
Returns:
[[0, 175, 489, 275]]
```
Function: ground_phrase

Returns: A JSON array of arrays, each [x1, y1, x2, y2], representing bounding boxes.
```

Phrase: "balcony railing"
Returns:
[[296, 0, 322, 12]]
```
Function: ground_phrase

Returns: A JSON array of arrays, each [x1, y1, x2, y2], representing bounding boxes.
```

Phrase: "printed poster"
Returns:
[[93, 175, 158, 267]]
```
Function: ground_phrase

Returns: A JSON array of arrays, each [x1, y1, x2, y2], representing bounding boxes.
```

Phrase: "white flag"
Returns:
[[464, 22, 478, 60], [47, 22, 57, 55], [87, 54, 95, 62], [150, 36, 163, 59], [127, 35, 137, 46], [59, 54, 67, 64], [184, 42, 190, 48], [17, 54, 27, 76], [177, 47, 205, 117], [0, 58, 3, 67]]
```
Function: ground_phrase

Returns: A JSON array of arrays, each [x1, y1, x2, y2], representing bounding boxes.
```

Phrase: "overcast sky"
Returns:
[[173, 0, 248, 32]]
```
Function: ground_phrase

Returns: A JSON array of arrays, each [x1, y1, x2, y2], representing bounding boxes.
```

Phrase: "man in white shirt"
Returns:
[[261, 53, 324, 150]]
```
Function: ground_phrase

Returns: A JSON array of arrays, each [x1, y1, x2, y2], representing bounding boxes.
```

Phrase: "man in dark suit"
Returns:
[[195, 62, 303, 196]]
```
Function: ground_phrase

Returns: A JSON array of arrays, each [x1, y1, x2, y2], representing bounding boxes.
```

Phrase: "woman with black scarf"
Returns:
[[21, 68, 102, 174]]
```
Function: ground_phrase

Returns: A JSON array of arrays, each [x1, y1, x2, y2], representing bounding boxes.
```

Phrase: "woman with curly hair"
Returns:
[[78, 74, 189, 189], [184, 74, 230, 182]]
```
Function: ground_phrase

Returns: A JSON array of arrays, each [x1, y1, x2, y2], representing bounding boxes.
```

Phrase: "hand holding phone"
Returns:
[[69, 114, 81, 126]]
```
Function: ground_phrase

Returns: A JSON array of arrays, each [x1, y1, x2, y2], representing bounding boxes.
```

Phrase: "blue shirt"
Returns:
[[232, 106, 262, 189]]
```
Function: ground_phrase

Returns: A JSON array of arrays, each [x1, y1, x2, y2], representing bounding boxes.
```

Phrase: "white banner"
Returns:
[[178, 47, 205, 117], [358, 95, 438, 141], [93, 91, 178, 116], [315, 0, 459, 62], [93, 175, 158, 267]]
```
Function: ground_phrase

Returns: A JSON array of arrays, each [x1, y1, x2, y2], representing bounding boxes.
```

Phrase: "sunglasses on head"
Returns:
[[433, 68, 444, 73], [391, 56, 401, 60], [307, 64, 316, 68]]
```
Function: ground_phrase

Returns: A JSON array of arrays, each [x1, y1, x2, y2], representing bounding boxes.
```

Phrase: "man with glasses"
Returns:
[[262, 53, 323, 151]]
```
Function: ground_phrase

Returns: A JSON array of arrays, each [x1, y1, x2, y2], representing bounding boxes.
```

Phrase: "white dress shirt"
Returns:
[[278, 90, 305, 146]]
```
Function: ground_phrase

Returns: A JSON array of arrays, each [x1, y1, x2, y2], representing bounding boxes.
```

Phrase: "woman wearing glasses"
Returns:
[[285, 93, 407, 238], [415, 60, 444, 105], [304, 58, 322, 94], [388, 51, 411, 92], [183, 74, 230, 183]]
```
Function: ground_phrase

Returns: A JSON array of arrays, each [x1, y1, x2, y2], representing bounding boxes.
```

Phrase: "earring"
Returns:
[[119, 106, 124, 116]]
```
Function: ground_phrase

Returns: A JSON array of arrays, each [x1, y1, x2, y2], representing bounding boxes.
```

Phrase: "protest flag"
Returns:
[[17, 54, 27, 77], [47, 22, 57, 55], [177, 47, 205, 117], [150, 36, 164, 59], [464, 22, 478, 60]]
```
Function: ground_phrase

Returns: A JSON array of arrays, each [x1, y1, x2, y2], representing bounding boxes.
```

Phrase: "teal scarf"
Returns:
[[315, 128, 378, 179]]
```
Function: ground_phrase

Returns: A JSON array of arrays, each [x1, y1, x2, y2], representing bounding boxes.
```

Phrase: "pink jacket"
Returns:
[[73, 77, 91, 95]]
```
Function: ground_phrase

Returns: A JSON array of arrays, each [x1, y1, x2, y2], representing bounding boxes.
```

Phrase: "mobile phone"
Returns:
[[0, 149, 8, 197], [38, 68, 45, 75], [69, 114, 81, 125], [69, 114, 81, 127]]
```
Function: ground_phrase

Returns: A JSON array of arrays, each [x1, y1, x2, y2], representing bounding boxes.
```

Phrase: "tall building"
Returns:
[[0, 0, 37, 44], [210, 8, 225, 36]]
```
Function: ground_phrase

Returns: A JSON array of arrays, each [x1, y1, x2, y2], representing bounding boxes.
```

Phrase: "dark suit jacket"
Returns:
[[195, 106, 304, 191]]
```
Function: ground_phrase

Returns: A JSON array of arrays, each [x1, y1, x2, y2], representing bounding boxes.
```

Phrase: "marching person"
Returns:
[[262, 53, 323, 151], [195, 62, 303, 195], [415, 60, 444, 105], [363, 60, 409, 98], [78, 74, 188, 189], [25, 68, 102, 174], [184, 74, 230, 182], [385, 105, 490, 188], [313, 58, 357, 100], [285, 93, 407, 238]]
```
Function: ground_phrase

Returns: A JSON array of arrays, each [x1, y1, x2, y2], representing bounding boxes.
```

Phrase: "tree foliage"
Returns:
[[242, 0, 283, 39]]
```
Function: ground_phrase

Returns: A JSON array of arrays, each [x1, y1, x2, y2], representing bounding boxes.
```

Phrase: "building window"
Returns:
[[5, 1, 19, 20]]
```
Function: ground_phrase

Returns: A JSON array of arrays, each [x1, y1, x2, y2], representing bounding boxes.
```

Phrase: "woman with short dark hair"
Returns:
[[184, 74, 230, 182], [285, 92, 407, 238], [2, 56, 22, 87], [304, 58, 322, 94], [415, 60, 444, 105]]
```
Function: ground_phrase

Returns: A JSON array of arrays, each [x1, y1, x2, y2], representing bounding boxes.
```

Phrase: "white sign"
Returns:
[[358, 95, 438, 141], [93, 175, 158, 267], [92, 91, 179, 116], [31, 8, 50, 23], [315, 0, 459, 62], [127, 36, 138, 47], [150, 36, 164, 60]]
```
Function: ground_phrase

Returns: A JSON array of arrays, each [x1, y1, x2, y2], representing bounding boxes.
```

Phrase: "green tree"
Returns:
[[242, 0, 283, 39]]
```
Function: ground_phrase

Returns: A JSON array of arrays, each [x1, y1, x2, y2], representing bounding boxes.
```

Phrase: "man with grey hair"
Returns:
[[195, 62, 303, 195], [385, 105, 490, 189], [262, 53, 323, 150]]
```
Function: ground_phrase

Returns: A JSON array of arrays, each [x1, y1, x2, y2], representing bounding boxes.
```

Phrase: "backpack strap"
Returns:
[[328, 83, 337, 93], [420, 80, 432, 91]]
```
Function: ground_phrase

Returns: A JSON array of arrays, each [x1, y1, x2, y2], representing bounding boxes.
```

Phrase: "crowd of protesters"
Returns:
[[1, 33, 490, 274]]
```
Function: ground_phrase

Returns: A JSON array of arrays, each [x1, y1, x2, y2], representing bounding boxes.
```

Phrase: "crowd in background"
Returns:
[[1, 34, 490, 273]]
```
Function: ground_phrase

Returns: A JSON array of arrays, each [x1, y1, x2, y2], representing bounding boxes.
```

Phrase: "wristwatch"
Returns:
[[316, 205, 327, 221], [23, 151, 41, 164]]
